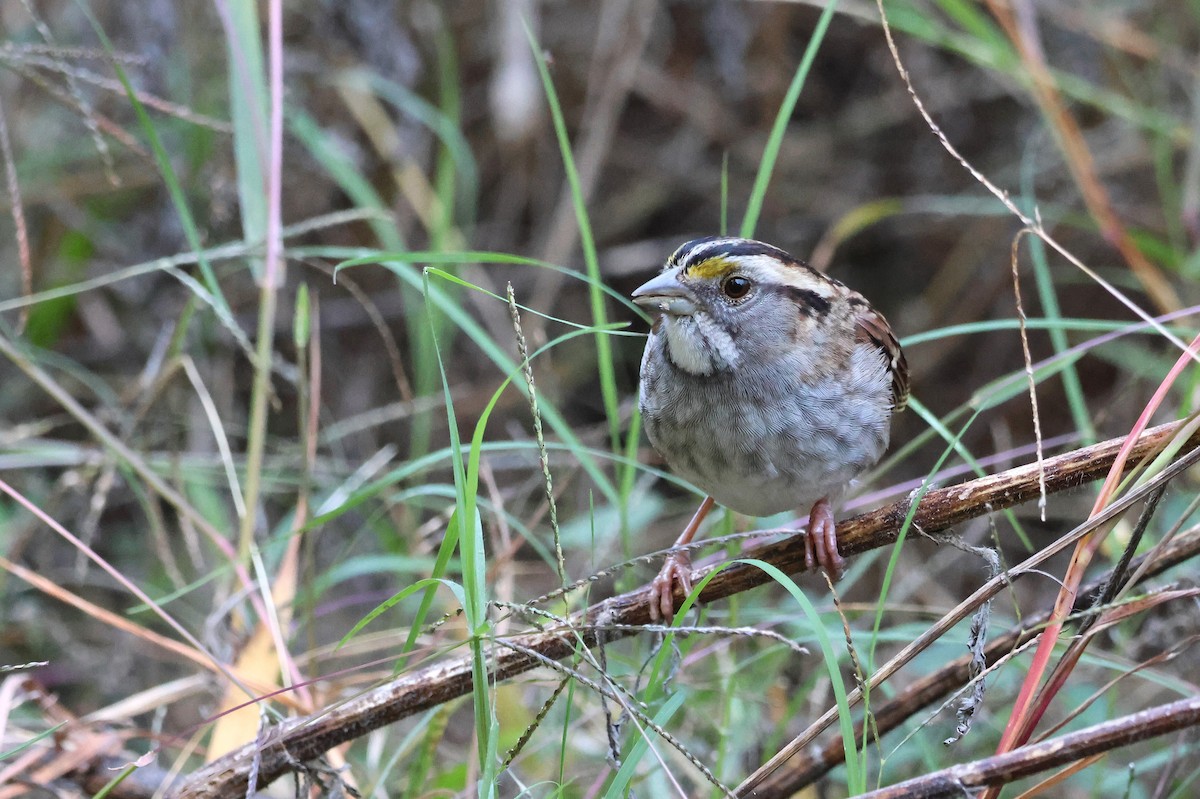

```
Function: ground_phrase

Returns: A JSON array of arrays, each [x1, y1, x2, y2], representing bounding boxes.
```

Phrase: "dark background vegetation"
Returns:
[[2, 1, 1199, 796]]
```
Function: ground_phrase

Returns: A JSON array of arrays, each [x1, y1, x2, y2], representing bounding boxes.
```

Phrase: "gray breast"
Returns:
[[640, 337, 892, 516]]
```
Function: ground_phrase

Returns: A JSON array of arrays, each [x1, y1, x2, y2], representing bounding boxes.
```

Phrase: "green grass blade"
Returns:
[[1018, 152, 1096, 443], [344, 70, 479, 228], [523, 21, 621, 454], [337, 249, 646, 315], [336, 577, 467, 649], [344, 257, 621, 504], [738, 559, 863, 794], [223, 0, 269, 273], [423, 268, 494, 786], [72, 0, 228, 316], [740, 0, 838, 238], [433, 21, 466, 241], [602, 692, 688, 798]]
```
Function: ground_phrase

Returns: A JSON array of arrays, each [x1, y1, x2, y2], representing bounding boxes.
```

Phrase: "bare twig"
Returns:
[[1010, 229, 1046, 519], [855, 695, 1200, 799], [507, 282, 566, 587], [0, 95, 31, 333]]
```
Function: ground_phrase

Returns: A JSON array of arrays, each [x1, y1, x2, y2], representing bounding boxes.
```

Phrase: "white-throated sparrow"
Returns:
[[633, 237, 909, 620]]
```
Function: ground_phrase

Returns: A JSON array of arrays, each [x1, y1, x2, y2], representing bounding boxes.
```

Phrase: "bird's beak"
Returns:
[[632, 271, 697, 316]]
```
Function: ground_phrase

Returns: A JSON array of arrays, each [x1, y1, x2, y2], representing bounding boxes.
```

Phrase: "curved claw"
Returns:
[[804, 497, 845, 581], [649, 552, 693, 622]]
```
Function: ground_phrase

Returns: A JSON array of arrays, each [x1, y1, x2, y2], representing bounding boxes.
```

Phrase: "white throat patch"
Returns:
[[661, 313, 740, 375]]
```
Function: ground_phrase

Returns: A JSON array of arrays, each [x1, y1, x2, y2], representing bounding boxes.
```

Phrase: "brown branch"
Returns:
[[171, 420, 1199, 798], [855, 695, 1200, 798], [740, 523, 1200, 796]]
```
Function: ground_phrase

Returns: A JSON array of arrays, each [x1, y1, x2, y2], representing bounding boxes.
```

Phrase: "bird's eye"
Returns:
[[722, 275, 751, 299]]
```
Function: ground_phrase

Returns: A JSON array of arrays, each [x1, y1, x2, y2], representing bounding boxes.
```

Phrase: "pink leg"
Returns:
[[649, 496, 716, 622], [804, 497, 845, 581]]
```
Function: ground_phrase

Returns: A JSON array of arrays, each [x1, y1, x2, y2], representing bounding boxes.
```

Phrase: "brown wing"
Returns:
[[855, 307, 909, 412]]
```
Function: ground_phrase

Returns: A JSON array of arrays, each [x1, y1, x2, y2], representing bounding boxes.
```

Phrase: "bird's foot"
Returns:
[[803, 497, 845, 581], [649, 551, 694, 622]]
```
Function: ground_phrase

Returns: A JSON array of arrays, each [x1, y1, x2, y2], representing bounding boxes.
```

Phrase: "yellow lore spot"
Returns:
[[685, 257, 735, 280]]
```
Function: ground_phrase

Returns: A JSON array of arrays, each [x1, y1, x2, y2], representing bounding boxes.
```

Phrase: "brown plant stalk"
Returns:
[[983, 0, 1180, 314], [855, 695, 1200, 799]]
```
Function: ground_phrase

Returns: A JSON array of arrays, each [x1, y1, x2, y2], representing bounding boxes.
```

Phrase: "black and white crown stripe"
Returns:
[[668, 237, 799, 271]]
